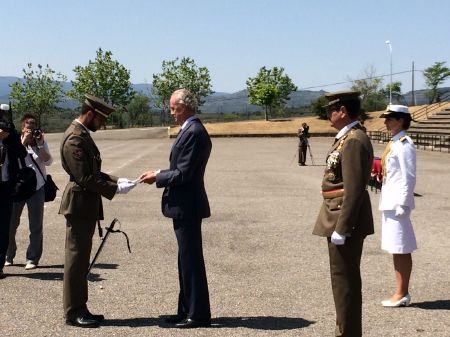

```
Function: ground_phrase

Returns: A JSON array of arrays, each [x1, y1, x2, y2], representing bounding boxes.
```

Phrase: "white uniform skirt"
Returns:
[[381, 210, 417, 254]]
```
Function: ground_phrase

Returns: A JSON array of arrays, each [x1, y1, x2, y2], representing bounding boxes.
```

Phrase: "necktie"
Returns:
[[381, 140, 393, 182]]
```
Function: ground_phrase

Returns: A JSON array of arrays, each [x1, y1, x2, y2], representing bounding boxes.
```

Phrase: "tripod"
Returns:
[[306, 140, 315, 166]]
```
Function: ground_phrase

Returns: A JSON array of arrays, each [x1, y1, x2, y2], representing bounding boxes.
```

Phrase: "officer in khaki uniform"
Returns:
[[313, 91, 374, 337], [59, 94, 136, 328]]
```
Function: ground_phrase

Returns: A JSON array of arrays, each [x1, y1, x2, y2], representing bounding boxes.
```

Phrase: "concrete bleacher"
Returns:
[[368, 102, 450, 152], [409, 106, 450, 135]]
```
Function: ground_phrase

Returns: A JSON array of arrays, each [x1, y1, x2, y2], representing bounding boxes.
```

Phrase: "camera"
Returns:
[[32, 128, 42, 138]]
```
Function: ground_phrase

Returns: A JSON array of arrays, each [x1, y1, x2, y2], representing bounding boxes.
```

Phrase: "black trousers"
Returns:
[[173, 218, 211, 321], [0, 182, 13, 270], [328, 235, 365, 337], [298, 139, 308, 164]]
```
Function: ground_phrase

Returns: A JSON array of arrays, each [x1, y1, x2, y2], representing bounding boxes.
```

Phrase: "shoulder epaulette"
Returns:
[[400, 136, 407, 142]]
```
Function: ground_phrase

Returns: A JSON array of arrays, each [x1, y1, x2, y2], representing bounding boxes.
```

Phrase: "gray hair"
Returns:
[[172, 89, 197, 112]]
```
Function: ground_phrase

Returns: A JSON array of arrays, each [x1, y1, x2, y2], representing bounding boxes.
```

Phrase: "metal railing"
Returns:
[[376, 99, 450, 133], [412, 97, 450, 120], [368, 131, 450, 153]]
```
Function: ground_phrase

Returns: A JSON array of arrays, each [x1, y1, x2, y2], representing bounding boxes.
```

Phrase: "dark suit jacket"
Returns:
[[59, 121, 118, 221], [2, 127, 27, 185], [313, 125, 374, 237], [156, 117, 211, 220]]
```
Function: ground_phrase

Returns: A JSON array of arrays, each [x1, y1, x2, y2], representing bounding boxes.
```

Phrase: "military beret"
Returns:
[[84, 94, 115, 118], [323, 90, 361, 107], [380, 104, 412, 119]]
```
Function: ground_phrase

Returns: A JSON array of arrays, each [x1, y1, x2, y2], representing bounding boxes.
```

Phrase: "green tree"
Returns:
[[9, 63, 67, 127], [350, 65, 384, 113], [380, 81, 402, 103], [126, 94, 151, 127], [311, 96, 329, 120], [246, 66, 297, 121], [68, 48, 135, 127], [152, 57, 212, 124], [423, 61, 450, 103]]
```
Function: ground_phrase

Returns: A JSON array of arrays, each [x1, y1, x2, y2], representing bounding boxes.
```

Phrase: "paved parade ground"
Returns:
[[1, 129, 449, 337]]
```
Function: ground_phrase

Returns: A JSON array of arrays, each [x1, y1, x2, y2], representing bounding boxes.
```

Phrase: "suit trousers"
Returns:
[[63, 215, 96, 319], [327, 235, 365, 337], [298, 141, 308, 164], [7, 186, 45, 264], [0, 182, 13, 270], [174, 218, 211, 321]]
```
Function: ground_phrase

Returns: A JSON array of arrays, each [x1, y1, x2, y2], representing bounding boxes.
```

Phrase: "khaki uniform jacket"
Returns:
[[313, 125, 374, 237], [58, 121, 117, 220]]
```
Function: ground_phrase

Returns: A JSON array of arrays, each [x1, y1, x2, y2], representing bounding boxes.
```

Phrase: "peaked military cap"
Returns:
[[84, 94, 115, 117], [323, 90, 361, 107], [380, 104, 412, 119]]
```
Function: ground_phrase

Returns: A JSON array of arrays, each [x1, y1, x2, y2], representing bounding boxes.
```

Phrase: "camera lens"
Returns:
[[32, 128, 42, 138]]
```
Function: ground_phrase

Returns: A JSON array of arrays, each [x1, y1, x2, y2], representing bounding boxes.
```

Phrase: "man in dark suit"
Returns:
[[0, 104, 27, 278], [139, 88, 212, 329], [313, 91, 374, 337], [59, 94, 136, 328]]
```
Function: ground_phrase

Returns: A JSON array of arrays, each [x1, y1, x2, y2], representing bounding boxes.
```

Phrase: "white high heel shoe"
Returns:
[[381, 294, 411, 307]]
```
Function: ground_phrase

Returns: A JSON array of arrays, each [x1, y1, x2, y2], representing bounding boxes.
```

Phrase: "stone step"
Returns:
[[410, 124, 450, 129], [427, 116, 450, 121], [420, 119, 450, 127], [413, 122, 450, 127], [408, 128, 450, 135]]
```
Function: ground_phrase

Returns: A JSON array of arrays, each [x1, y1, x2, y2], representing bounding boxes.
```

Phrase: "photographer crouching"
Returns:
[[0, 104, 27, 278], [4, 113, 53, 270]]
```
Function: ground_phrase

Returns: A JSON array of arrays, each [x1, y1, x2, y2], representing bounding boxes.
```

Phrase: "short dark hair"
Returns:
[[20, 113, 38, 123], [81, 102, 94, 115], [400, 117, 411, 130], [341, 100, 361, 119]]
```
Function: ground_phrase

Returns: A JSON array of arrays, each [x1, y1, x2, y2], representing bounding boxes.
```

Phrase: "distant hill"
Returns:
[[1, 76, 448, 114]]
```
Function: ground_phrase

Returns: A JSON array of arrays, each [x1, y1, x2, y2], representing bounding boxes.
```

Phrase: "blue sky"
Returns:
[[1, 0, 449, 94]]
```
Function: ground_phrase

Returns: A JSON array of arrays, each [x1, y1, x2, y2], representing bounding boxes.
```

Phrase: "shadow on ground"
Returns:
[[101, 316, 314, 330], [101, 317, 160, 327], [412, 300, 450, 310], [210, 316, 314, 330]]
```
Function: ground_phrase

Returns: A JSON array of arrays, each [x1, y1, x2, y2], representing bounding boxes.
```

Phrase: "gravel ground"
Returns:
[[1, 130, 449, 337]]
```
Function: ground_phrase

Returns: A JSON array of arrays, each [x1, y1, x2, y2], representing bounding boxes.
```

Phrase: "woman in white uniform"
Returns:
[[379, 105, 417, 307]]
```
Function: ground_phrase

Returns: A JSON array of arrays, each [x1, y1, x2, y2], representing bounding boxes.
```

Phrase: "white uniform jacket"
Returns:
[[379, 130, 416, 210]]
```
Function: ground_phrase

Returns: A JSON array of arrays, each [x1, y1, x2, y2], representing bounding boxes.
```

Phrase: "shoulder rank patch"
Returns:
[[72, 147, 84, 160], [400, 136, 407, 142]]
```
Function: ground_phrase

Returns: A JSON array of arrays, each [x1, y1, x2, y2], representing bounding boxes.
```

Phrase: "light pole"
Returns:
[[385, 40, 392, 104]]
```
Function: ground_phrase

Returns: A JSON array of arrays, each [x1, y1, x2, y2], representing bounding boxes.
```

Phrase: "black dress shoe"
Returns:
[[86, 311, 105, 322], [175, 318, 211, 329], [164, 315, 187, 324], [65, 315, 100, 328]]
